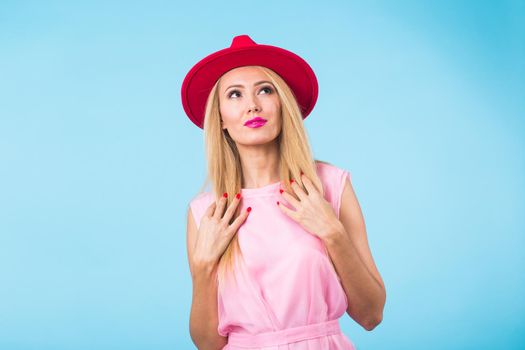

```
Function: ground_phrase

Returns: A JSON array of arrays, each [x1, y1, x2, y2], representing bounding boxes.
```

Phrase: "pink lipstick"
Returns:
[[244, 116, 267, 128]]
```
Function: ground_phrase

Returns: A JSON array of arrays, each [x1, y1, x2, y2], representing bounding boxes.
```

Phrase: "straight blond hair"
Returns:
[[198, 65, 329, 291]]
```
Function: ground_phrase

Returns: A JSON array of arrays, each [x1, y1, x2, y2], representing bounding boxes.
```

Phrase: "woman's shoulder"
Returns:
[[189, 190, 214, 208], [188, 190, 215, 227], [314, 159, 351, 181], [314, 159, 352, 218]]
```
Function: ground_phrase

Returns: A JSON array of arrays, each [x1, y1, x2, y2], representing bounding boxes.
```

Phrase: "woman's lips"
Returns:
[[244, 117, 267, 128], [245, 120, 267, 128]]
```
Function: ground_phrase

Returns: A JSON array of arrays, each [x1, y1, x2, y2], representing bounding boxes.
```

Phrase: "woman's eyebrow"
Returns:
[[225, 80, 273, 91]]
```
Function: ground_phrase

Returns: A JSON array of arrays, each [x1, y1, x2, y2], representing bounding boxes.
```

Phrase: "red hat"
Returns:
[[181, 34, 319, 129]]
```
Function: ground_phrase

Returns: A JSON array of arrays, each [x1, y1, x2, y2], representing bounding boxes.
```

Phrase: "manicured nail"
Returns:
[[300, 171, 304, 175], [223, 192, 228, 198], [236, 193, 241, 199], [290, 179, 295, 184], [247, 207, 252, 212], [276, 201, 280, 205], [279, 189, 284, 194]]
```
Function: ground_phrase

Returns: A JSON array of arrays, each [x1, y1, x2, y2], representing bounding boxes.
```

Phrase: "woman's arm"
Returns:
[[187, 208, 228, 350], [323, 178, 386, 331]]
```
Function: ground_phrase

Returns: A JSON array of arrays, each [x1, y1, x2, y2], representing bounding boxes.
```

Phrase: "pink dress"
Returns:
[[189, 161, 357, 349]]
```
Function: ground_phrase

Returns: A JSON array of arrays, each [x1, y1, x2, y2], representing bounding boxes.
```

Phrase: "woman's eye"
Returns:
[[260, 86, 273, 94], [228, 90, 240, 98]]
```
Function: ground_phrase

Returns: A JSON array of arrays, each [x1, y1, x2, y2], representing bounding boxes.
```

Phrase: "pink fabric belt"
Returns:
[[227, 319, 342, 348]]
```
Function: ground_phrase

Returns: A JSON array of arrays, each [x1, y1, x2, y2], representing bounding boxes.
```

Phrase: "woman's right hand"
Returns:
[[191, 193, 251, 269]]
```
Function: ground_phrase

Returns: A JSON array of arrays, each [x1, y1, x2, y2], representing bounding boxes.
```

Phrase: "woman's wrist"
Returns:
[[192, 260, 218, 280]]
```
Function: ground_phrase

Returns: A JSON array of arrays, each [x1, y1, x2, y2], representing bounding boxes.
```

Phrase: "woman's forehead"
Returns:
[[220, 66, 266, 83]]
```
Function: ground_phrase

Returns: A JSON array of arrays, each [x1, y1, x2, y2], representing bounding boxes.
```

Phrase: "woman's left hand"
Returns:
[[277, 173, 343, 242]]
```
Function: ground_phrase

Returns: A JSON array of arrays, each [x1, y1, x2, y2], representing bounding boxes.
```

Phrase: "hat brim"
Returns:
[[181, 44, 318, 129]]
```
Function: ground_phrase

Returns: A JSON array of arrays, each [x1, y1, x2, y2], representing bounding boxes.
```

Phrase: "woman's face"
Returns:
[[218, 66, 282, 146]]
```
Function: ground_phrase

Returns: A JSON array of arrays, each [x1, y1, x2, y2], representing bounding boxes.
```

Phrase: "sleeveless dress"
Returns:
[[189, 161, 357, 349]]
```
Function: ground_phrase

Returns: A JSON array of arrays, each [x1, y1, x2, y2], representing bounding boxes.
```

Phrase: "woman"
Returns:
[[181, 34, 386, 350]]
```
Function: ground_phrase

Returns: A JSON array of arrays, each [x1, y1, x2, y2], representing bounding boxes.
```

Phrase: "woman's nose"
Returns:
[[248, 102, 260, 113], [246, 93, 261, 113]]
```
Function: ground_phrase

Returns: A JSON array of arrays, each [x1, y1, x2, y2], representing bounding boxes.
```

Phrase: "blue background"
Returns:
[[1, 0, 524, 349]]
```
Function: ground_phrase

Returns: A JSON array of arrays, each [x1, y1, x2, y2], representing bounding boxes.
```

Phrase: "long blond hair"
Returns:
[[199, 65, 326, 290]]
